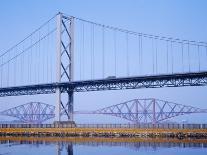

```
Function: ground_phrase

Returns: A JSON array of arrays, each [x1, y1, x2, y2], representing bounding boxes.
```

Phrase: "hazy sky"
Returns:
[[0, 0, 207, 123]]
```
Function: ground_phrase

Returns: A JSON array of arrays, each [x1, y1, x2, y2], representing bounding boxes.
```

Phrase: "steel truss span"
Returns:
[[1, 99, 207, 123], [0, 72, 207, 97], [0, 102, 55, 123], [90, 98, 207, 124]]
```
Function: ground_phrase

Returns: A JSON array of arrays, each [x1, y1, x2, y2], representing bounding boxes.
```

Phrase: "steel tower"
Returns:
[[55, 12, 74, 121]]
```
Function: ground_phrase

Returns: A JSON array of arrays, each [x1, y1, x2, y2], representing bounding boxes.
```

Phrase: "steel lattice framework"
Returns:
[[90, 98, 207, 123], [0, 71, 207, 97], [55, 13, 74, 122], [1, 99, 207, 123], [0, 102, 55, 123]]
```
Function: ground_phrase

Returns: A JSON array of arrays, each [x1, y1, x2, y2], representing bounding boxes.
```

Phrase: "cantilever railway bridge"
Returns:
[[1, 99, 207, 123]]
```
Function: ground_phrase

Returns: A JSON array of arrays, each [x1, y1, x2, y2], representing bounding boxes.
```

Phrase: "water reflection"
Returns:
[[56, 143, 73, 155], [0, 137, 207, 155]]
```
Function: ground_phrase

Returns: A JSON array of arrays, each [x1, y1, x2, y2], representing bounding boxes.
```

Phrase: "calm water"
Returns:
[[0, 137, 207, 155]]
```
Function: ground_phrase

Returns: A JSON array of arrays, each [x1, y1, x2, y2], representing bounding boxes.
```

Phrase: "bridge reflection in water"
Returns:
[[1, 137, 207, 155], [56, 143, 73, 155]]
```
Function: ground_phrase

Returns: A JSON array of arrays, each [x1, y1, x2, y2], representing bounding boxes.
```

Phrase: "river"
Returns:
[[0, 137, 207, 155]]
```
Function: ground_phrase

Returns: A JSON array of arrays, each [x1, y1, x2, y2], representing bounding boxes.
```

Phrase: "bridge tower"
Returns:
[[55, 12, 74, 122]]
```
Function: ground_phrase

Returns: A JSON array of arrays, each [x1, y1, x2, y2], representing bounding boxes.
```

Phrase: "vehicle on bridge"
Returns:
[[106, 76, 116, 79]]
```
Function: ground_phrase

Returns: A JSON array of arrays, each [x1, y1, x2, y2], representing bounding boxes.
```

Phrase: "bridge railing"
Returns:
[[0, 123, 207, 129]]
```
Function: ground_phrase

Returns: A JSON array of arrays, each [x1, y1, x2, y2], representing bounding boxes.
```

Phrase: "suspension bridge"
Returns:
[[0, 99, 207, 124], [0, 12, 207, 123]]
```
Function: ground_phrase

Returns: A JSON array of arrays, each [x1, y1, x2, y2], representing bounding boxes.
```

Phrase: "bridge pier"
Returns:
[[55, 88, 61, 122], [68, 91, 74, 121]]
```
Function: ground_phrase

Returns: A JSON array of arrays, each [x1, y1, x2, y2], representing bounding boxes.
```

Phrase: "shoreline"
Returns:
[[1, 128, 207, 139]]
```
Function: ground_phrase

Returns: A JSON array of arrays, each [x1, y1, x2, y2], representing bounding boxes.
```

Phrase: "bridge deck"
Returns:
[[0, 71, 207, 97]]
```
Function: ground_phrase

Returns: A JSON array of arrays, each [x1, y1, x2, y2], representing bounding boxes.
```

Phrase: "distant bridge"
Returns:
[[1, 99, 207, 123]]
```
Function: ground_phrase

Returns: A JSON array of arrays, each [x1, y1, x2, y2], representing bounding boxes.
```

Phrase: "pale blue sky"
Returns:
[[0, 0, 207, 123]]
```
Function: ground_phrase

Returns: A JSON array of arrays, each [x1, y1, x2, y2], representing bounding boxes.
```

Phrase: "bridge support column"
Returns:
[[55, 12, 75, 122], [55, 12, 62, 122], [55, 88, 61, 121], [68, 91, 74, 121]]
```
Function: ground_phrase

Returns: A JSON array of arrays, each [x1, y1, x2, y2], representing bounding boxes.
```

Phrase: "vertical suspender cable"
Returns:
[[139, 34, 142, 75], [152, 38, 154, 74], [31, 40, 34, 85], [7, 51, 10, 87], [90, 25, 93, 79], [82, 22, 85, 80], [138, 34, 142, 75], [140, 34, 143, 75], [38, 31, 41, 84], [90, 24, 95, 79], [0, 57, 2, 87], [166, 41, 169, 74], [27, 42, 29, 84], [15, 55, 17, 86], [36, 35, 38, 83], [44, 34, 46, 83], [29, 37, 31, 84], [79, 22, 82, 80], [126, 33, 129, 76], [181, 42, 184, 72], [140, 35, 144, 74], [31, 36, 33, 84], [92, 24, 95, 79], [155, 38, 158, 74], [198, 45, 200, 71], [19, 52, 21, 86], [42, 34, 45, 83], [12, 49, 14, 86], [137, 34, 141, 74], [14, 47, 16, 86], [47, 23, 49, 82], [102, 26, 105, 78], [206, 44, 207, 70], [50, 31, 53, 82], [114, 30, 117, 76], [171, 41, 173, 73], [1, 57, 2, 87], [34, 36, 36, 84], [21, 46, 24, 85], [188, 41, 190, 72]]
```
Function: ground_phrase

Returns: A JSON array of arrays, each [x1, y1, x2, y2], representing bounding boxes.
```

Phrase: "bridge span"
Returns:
[[1, 98, 207, 124], [0, 71, 207, 97]]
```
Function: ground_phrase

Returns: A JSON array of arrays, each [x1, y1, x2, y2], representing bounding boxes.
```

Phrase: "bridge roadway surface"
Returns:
[[0, 71, 207, 97]]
